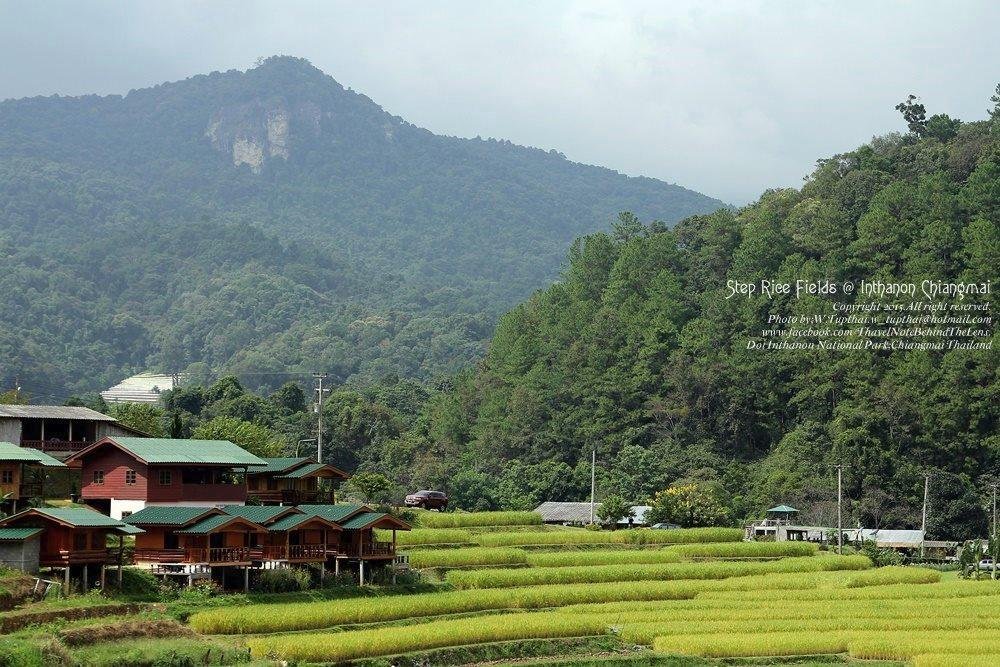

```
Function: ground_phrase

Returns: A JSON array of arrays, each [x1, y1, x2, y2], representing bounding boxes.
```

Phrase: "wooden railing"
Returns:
[[289, 544, 328, 560], [22, 439, 91, 453], [361, 541, 394, 557], [134, 547, 252, 564], [39, 549, 112, 565], [18, 482, 44, 498]]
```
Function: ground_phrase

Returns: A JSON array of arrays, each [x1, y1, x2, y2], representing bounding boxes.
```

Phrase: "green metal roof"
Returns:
[[0, 442, 65, 467], [116, 523, 145, 535], [341, 512, 393, 530], [175, 513, 260, 535], [254, 457, 312, 474], [0, 527, 42, 540], [767, 505, 800, 513], [124, 506, 221, 527], [100, 438, 267, 466], [222, 505, 299, 524], [276, 462, 329, 479], [267, 513, 338, 532], [297, 504, 368, 523]]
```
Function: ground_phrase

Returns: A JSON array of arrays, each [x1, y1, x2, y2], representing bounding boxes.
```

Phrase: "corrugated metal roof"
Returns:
[[105, 438, 267, 466], [222, 505, 299, 524], [116, 523, 145, 535], [254, 457, 312, 474], [0, 527, 42, 540], [850, 528, 926, 546], [267, 513, 340, 532], [535, 501, 601, 523], [101, 373, 184, 405], [175, 514, 262, 535], [341, 512, 410, 530], [298, 504, 369, 523], [2, 507, 125, 528], [277, 463, 333, 479], [0, 405, 116, 421], [767, 505, 800, 513], [123, 506, 221, 527], [0, 442, 66, 466]]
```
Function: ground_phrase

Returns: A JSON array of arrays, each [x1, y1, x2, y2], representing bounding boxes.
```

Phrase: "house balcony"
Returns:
[[357, 541, 395, 559], [252, 544, 331, 562], [23, 439, 91, 454], [178, 484, 247, 503], [39, 549, 115, 567], [134, 547, 253, 565]]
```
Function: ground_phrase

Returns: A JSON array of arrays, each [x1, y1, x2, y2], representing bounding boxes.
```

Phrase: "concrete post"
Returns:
[[359, 560, 365, 586], [82, 564, 88, 592], [244, 566, 249, 594], [100, 565, 106, 591], [64, 566, 70, 595]]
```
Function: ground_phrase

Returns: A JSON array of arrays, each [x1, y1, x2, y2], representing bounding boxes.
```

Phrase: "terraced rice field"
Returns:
[[176, 514, 979, 666]]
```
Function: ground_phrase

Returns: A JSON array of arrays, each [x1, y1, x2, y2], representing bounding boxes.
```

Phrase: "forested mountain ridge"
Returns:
[[0, 56, 724, 397], [349, 96, 997, 540]]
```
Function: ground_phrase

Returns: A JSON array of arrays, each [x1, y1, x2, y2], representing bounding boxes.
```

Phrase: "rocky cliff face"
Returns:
[[205, 97, 322, 172]]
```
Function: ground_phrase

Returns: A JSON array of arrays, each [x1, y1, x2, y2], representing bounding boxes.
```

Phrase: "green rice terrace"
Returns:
[[0, 511, 994, 667]]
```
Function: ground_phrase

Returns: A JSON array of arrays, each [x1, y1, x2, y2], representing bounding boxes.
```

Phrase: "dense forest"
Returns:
[[0, 56, 723, 398], [57, 90, 999, 541]]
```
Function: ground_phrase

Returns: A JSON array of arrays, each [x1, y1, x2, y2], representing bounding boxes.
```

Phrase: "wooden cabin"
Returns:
[[0, 506, 142, 588], [297, 504, 411, 583], [0, 405, 143, 459], [246, 457, 348, 505], [64, 437, 267, 519], [0, 442, 66, 512], [222, 505, 341, 565]]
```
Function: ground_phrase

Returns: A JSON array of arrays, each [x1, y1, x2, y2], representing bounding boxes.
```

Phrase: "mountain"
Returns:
[[0, 56, 725, 397], [372, 104, 997, 539]]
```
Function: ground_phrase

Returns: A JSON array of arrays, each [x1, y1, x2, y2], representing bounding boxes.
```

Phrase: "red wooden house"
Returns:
[[0, 506, 142, 589], [64, 437, 267, 519], [246, 457, 349, 505], [298, 504, 411, 583]]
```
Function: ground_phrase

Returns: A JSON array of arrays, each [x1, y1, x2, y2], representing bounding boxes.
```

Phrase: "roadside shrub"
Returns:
[[409, 547, 528, 569], [115, 567, 163, 598], [257, 567, 313, 593], [859, 540, 904, 567], [446, 555, 870, 589], [415, 511, 542, 528]]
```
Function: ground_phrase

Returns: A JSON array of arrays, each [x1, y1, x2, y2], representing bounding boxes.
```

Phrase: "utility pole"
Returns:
[[312, 373, 328, 463], [836, 464, 843, 555], [590, 450, 596, 525], [991, 482, 998, 580], [920, 473, 930, 561]]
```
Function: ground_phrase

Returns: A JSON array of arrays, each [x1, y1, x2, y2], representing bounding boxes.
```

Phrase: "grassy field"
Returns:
[[0, 514, 977, 666]]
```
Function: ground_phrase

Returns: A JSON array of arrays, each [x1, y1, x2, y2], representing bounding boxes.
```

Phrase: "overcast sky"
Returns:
[[2, 1, 998, 204]]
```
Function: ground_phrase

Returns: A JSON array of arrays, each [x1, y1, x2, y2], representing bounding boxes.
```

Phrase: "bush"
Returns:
[[257, 567, 313, 593], [859, 540, 904, 567], [414, 511, 542, 528], [115, 567, 164, 598]]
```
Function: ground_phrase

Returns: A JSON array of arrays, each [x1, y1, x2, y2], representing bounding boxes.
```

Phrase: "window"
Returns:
[[125, 469, 137, 485], [120, 511, 132, 519], [158, 470, 172, 486], [93, 470, 105, 485], [0, 469, 12, 485]]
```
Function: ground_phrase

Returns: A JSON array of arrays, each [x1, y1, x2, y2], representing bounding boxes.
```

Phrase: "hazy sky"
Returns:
[[3, 1, 998, 204]]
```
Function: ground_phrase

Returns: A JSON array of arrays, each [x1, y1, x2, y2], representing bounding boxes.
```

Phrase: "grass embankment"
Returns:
[[409, 547, 529, 569], [412, 511, 542, 528], [190, 560, 886, 635], [476, 528, 743, 547], [445, 555, 870, 589]]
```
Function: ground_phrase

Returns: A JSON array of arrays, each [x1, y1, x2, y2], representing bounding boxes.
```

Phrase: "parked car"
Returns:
[[651, 522, 682, 530], [405, 490, 449, 510], [979, 558, 996, 570]]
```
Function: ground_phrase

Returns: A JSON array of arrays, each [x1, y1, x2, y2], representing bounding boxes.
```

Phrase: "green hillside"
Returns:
[[373, 97, 998, 539], [0, 56, 724, 396]]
